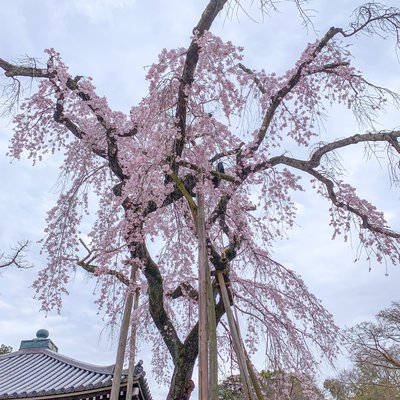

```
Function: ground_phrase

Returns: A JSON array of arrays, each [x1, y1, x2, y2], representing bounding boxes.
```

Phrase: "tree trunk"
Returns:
[[166, 353, 196, 400], [165, 297, 226, 400]]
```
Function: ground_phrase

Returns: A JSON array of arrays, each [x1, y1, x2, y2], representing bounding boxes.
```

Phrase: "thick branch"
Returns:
[[168, 282, 199, 301], [309, 131, 400, 166], [136, 242, 184, 362], [106, 131, 128, 181], [183, 294, 226, 369], [77, 260, 129, 286], [77, 241, 184, 363], [0, 58, 48, 78], [1, 58, 132, 178], [172, 0, 228, 168], [53, 100, 108, 160], [55, 77, 129, 181], [251, 130, 400, 174]]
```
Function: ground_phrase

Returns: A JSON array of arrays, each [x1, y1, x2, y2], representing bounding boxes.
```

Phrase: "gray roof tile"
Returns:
[[0, 348, 152, 399]]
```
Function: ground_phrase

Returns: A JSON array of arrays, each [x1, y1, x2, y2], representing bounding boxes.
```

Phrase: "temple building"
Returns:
[[0, 330, 152, 400]]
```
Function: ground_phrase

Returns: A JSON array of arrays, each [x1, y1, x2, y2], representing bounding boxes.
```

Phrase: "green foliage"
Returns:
[[260, 370, 274, 380], [218, 370, 324, 400], [324, 365, 400, 400], [325, 302, 400, 400], [218, 374, 243, 400], [0, 344, 12, 355]]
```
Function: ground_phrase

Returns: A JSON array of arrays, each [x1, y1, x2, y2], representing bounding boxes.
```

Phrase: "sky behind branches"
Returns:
[[0, 0, 400, 397]]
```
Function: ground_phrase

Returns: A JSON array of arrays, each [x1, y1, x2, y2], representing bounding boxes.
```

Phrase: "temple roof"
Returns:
[[0, 331, 152, 400]]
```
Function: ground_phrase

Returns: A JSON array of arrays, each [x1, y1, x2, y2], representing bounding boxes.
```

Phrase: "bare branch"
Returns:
[[307, 130, 400, 168], [0, 241, 33, 269], [344, 3, 400, 49], [0, 57, 48, 79], [249, 130, 400, 175]]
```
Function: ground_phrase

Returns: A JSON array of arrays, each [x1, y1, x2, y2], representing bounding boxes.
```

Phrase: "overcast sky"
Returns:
[[0, 1, 400, 398]]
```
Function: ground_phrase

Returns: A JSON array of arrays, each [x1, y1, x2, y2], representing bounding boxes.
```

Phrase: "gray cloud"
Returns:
[[1, 0, 399, 396]]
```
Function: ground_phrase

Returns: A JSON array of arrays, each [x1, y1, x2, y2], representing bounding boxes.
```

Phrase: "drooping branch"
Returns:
[[76, 238, 184, 363], [310, 169, 400, 241], [77, 258, 130, 286], [242, 26, 342, 156], [246, 130, 400, 240]]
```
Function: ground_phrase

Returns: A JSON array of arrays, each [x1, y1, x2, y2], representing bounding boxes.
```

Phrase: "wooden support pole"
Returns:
[[233, 305, 264, 400], [126, 288, 140, 400], [206, 259, 218, 399], [217, 271, 255, 400], [110, 265, 137, 400], [197, 191, 209, 400], [245, 355, 265, 400]]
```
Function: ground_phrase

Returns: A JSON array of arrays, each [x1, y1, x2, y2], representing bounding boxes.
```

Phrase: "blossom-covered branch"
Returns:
[[2, 1, 400, 399], [172, 0, 228, 171]]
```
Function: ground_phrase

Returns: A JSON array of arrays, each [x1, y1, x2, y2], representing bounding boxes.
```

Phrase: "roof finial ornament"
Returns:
[[134, 359, 144, 376], [36, 329, 49, 339]]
